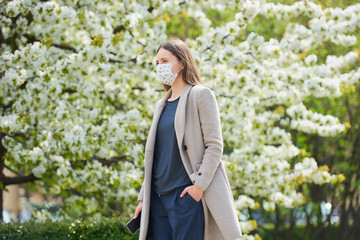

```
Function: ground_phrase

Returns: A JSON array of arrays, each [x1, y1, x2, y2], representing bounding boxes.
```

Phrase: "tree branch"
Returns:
[[4, 166, 22, 177], [23, 33, 78, 53], [92, 155, 133, 166], [245, 51, 263, 65], [7, 134, 26, 146], [3, 173, 39, 186], [22, 33, 126, 63], [126, 29, 145, 48], [1, 100, 15, 112]]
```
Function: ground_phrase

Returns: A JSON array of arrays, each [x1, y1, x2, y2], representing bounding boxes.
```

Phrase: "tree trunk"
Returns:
[[0, 189, 2, 223], [0, 132, 39, 223], [0, 132, 6, 223], [287, 208, 295, 240]]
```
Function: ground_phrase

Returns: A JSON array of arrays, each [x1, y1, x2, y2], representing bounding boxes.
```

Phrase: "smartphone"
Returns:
[[126, 212, 141, 234]]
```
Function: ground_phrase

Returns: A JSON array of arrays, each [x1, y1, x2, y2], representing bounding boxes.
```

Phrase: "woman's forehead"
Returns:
[[156, 48, 175, 61]]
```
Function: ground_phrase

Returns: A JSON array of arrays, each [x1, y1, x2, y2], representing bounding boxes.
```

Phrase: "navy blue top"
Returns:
[[151, 97, 192, 195]]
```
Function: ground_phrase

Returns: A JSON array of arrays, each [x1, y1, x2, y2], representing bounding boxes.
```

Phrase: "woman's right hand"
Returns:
[[134, 200, 143, 219]]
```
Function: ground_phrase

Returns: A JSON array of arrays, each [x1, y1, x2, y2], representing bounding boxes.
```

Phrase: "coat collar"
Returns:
[[157, 83, 193, 108], [174, 83, 193, 149]]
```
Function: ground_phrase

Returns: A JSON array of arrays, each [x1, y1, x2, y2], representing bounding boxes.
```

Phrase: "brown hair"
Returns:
[[156, 38, 202, 91]]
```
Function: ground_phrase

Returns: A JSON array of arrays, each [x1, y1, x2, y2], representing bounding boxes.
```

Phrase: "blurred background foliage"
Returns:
[[2, 0, 359, 239]]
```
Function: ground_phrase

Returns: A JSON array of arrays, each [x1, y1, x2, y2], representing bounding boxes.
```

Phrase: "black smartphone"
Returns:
[[126, 212, 141, 234]]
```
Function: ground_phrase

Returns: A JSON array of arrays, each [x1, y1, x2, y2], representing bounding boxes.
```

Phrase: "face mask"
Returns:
[[156, 60, 183, 85]]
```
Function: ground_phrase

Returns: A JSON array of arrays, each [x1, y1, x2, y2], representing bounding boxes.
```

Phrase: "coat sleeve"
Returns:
[[193, 87, 223, 191], [137, 181, 144, 201], [136, 99, 163, 202]]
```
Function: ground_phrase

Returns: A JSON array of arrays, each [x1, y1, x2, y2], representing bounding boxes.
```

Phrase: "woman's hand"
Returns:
[[134, 200, 143, 219], [180, 185, 204, 202]]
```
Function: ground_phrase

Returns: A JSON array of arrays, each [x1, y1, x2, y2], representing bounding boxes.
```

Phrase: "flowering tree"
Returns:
[[1, 0, 359, 238]]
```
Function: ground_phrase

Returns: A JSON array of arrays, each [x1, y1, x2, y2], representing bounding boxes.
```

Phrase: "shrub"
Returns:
[[0, 218, 139, 240]]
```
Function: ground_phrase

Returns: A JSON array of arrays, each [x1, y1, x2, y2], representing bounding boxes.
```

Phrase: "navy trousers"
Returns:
[[147, 184, 205, 240]]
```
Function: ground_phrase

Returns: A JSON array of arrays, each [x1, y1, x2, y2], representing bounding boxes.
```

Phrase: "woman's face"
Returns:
[[156, 48, 182, 73]]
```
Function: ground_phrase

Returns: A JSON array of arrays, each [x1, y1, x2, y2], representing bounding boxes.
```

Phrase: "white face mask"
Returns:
[[156, 60, 182, 85]]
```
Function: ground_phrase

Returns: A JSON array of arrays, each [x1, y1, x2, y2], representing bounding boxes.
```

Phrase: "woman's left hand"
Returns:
[[180, 185, 204, 202]]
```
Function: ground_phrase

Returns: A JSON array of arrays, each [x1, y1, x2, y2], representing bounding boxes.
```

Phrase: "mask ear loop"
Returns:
[[173, 60, 183, 74], [175, 65, 184, 74]]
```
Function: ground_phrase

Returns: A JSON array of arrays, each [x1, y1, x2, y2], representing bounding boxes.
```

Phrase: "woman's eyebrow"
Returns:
[[156, 57, 169, 63]]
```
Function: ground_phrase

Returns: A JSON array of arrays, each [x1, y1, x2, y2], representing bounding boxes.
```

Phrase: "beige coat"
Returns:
[[137, 83, 242, 240]]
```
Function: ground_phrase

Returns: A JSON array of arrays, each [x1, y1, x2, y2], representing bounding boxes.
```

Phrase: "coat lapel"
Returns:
[[174, 84, 193, 154], [145, 89, 172, 152]]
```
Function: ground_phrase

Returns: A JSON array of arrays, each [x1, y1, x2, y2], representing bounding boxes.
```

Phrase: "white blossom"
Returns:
[[1, 1, 358, 235]]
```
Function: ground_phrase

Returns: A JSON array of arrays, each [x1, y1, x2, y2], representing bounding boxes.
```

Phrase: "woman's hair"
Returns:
[[156, 38, 202, 91]]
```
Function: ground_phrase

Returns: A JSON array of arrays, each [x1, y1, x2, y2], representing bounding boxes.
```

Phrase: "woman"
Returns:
[[133, 38, 242, 240]]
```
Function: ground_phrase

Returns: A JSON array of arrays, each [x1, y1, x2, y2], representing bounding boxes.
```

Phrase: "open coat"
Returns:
[[137, 83, 242, 240]]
